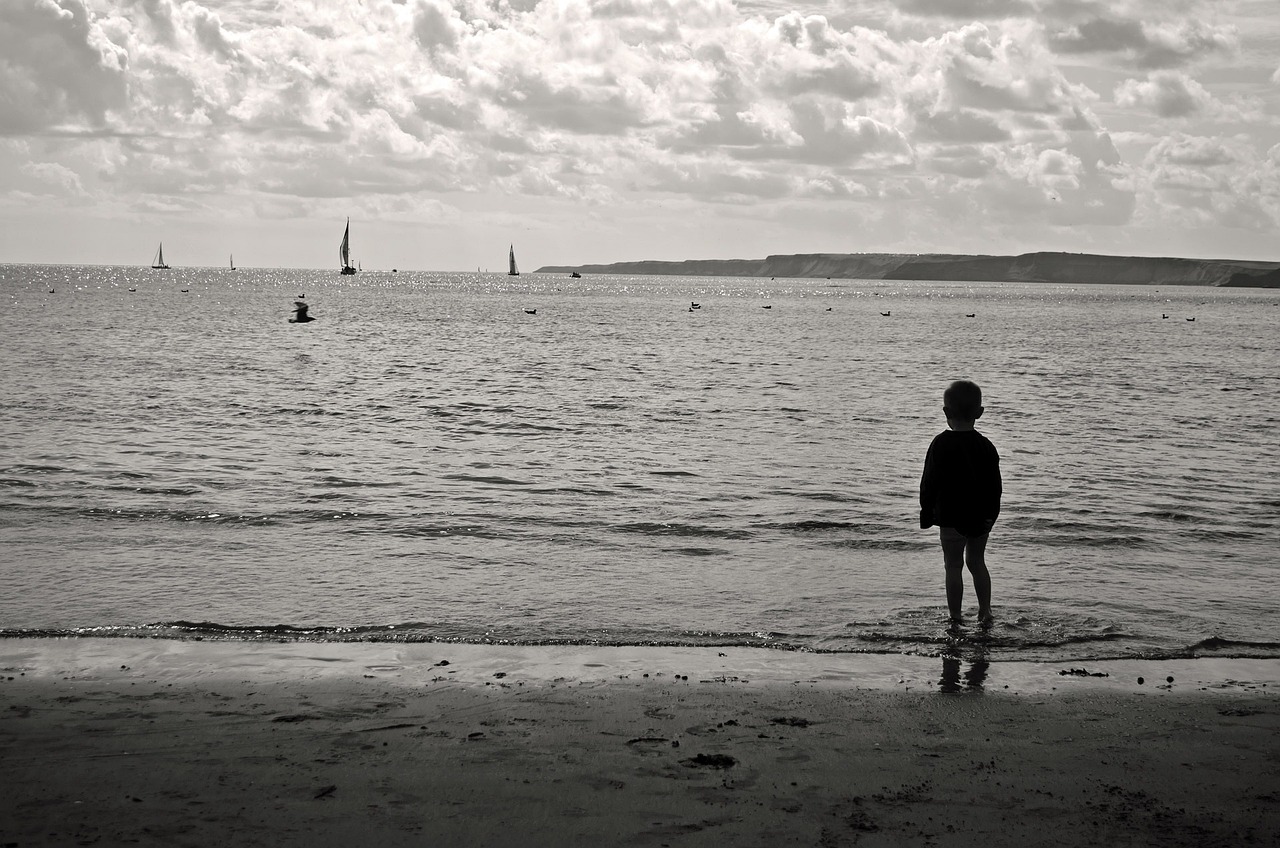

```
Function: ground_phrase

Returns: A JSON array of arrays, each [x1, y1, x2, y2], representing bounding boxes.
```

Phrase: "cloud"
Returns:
[[0, 0, 129, 134], [1048, 15, 1237, 68], [1136, 133, 1279, 232], [22, 160, 87, 195], [899, 0, 1036, 19], [7, 0, 1279, 264], [1114, 71, 1213, 118]]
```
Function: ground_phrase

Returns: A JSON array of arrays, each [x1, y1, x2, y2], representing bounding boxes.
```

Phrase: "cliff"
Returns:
[[537, 252, 1280, 287]]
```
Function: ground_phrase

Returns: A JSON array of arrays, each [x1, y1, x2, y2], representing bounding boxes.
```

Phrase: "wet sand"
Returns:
[[2, 640, 1277, 847]]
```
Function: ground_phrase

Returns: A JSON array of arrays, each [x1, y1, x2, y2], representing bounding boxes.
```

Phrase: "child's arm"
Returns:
[[981, 445, 1002, 530], [919, 441, 938, 528]]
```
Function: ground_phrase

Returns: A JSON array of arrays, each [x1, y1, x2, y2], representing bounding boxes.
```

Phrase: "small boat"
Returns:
[[339, 219, 357, 275], [570, 271, 581, 278], [151, 243, 169, 269], [230, 254, 236, 270], [508, 244, 520, 276]]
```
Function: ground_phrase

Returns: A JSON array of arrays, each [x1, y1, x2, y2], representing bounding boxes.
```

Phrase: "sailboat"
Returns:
[[229, 254, 236, 270], [151, 243, 169, 269], [508, 244, 520, 276], [339, 219, 357, 275]]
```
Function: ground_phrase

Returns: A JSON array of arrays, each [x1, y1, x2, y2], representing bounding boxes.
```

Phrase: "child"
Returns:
[[919, 380, 1002, 624]]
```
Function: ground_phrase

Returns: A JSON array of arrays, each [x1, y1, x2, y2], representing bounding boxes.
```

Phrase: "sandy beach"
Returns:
[[1, 640, 1277, 847]]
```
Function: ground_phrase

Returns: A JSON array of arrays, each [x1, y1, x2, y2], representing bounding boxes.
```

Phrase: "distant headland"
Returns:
[[536, 251, 1280, 287]]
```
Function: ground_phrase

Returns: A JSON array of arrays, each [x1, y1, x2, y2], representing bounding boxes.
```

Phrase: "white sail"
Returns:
[[151, 243, 169, 269], [508, 244, 520, 276], [340, 219, 356, 274]]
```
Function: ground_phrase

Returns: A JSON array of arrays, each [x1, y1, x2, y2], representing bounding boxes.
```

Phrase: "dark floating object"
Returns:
[[690, 302, 701, 309], [761, 304, 772, 309], [1162, 313, 1168, 319], [289, 301, 314, 323], [1186, 317, 1196, 322], [1059, 668, 1108, 678], [524, 308, 536, 315], [965, 313, 975, 318], [180, 289, 189, 293], [880, 310, 891, 316]]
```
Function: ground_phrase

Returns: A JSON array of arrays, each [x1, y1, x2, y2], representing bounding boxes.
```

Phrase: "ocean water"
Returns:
[[1, 264, 1277, 663]]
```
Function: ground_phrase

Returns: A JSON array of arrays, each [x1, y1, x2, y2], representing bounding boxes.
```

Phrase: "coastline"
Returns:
[[3, 640, 1277, 846], [534, 250, 1280, 286]]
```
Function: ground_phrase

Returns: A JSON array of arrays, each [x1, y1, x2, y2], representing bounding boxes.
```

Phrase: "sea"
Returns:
[[2, 264, 1277, 665]]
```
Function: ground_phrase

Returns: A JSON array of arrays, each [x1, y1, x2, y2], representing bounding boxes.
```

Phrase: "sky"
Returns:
[[1, 0, 1278, 272]]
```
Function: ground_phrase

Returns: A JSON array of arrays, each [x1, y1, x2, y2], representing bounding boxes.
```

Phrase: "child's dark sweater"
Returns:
[[919, 429, 1002, 538]]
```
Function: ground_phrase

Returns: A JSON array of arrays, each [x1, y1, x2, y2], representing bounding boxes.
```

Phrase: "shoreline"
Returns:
[[2, 638, 1279, 695], [3, 640, 1277, 847]]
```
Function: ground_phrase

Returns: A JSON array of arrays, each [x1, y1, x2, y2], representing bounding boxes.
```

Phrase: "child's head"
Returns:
[[943, 380, 983, 424]]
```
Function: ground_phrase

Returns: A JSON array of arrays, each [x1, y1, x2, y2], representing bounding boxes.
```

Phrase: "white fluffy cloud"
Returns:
[[1, 0, 1277, 265], [1115, 71, 1214, 118], [0, 0, 128, 133]]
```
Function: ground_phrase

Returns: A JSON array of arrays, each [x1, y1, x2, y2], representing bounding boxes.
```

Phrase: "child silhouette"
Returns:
[[920, 380, 1002, 624]]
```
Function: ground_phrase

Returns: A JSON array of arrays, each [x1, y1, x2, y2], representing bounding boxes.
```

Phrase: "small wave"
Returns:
[[1185, 636, 1280, 655], [775, 520, 859, 532], [827, 538, 933, 551], [443, 474, 531, 486], [0, 464, 71, 475], [270, 406, 345, 417], [102, 485, 201, 496], [80, 507, 277, 525], [388, 524, 501, 539], [1031, 533, 1151, 549], [492, 421, 566, 432], [153, 620, 347, 635], [648, 470, 699, 477], [611, 521, 751, 540], [662, 546, 731, 557], [1138, 510, 1197, 523], [315, 475, 401, 489]]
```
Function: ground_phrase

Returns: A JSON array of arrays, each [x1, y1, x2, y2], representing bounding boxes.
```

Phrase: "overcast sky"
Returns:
[[2, 0, 1277, 271]]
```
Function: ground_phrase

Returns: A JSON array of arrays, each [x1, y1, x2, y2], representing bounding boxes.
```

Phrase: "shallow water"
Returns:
[[2, 264, 1277, 661]]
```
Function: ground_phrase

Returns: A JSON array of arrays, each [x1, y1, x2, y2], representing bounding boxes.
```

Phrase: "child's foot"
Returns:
[[977, 610, 994, 626]]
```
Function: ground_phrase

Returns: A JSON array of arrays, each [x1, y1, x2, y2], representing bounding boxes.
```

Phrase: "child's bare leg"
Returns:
[[939, 528, 967, 620], [964, 534, 992, 620]]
